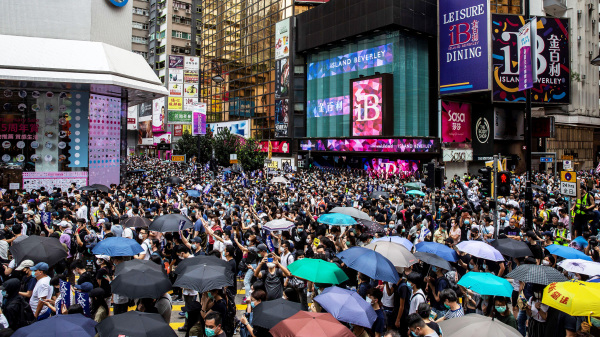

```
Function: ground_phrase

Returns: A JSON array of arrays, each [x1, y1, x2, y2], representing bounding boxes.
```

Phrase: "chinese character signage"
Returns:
[[307, 96, 349, 118], [275, 18, 290, 60], [441, 101, 471, 143], [184, 56, 199, 70], [275, 99, 288, 138], [350, 74, 392, 137], [492, 15, 570, 103], [168, 111, 192, 124], [438, 0, 490, 94], [192, 103, 207, 135], [518, 18, 536, 91], [127, 106, 138, 130], [168, 97, 182, 110]]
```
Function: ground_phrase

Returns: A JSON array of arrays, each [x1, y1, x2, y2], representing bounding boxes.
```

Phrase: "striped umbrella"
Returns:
[[506, 264, 568, 285]]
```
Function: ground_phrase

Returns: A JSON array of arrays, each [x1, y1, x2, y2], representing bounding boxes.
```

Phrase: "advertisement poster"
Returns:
[[492, 15, 570, 103], [138, 120, 153, 145], [152, 98, 166, 132], [184, 70, 199, 83], [362, 158, 420, 174], [169, 69, 183, 83], [308, 43, 393, 80], [438, 0, 490, 94], [173, 124, 183, 137], [127, 106, 137, 130], [275, 18, 290, 60], [192, 103, 207, 135], [517, 19, 535, 91], [352, 77, 383, 137], [169, 55, 184, 69], [169, 83, 183, 96], [153, 132, 171, 145], [471, 107, 494, 157], [307, 95, 350, 118], [138, 101, 152, 120], [182, 125, 192, 135], [184, 83, 198, 97], [168, 110, 192, 124], [275, 58, 290, 99], [168, 97, 183, 110], [88, 95, 121, 186], [184, 56, 199, 70], [441, 101, 471, 143], [208, 120, 249, 138], [22, 172, 88, 192], [259, 141, 290, 154], [275, 99, 289, 138], [299, 138, 438, 153], [183, 97, 198, 111]]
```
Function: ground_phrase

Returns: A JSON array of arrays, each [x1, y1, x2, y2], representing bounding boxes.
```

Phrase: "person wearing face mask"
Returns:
[[1, 278, 34, 330], [525, 287, 549, 337], [435, 289, 463, 322], [175, 245, 199, 332], [433, 223, 448, 244], [135, 228, 152, 260], [204, 311, 226, 337], [408, 272, 426, 315], [503, 218, 521, 240], [526, 231, 544, 264], [407, 313, 439, 337], [494, 297, 518, 330], [239, 289, 266, 337], [253, 251, 291, 301], [365, 288, 385, 337]]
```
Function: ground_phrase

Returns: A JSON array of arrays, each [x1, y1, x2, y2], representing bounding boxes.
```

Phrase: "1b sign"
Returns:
[[560, 182, 576, 197]]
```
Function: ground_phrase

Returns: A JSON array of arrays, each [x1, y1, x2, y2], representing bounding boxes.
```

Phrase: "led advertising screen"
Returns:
[[351, 74, 392, 137], [362, 158, 420, 174], [299, 138, 438, 153], [308, 43, 394, 81], [441, 101, 471, 143]]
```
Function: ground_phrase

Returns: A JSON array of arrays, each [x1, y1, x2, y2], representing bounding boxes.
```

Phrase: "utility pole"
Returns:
[[493, 154, 499, 238], [524, 0, 534, 230]]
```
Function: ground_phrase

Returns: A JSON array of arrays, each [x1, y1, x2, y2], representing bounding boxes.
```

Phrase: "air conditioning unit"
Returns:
[[588, 3, 594, 10], [186, 9, 191, 14], [582, 74, 586, 80], [174, 8, 178, 11], [186, 42, 191, 46]]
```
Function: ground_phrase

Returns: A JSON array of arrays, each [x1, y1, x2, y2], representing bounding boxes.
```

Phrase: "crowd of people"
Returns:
[[0, 156, 598, 337]]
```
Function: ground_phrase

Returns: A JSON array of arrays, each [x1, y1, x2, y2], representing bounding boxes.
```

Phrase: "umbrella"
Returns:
[[457, 272, 513, 297], [415, 241, 459, 262], [165, 176, 182, 185], [456, 241, 504, 262], [174, 255, 232, 275], [438, 314, 521, 337], [372, 236, 413, 251], [9, 236, 67, 266], [542, 280, 600, 317], [337, 246, 399, 283], [414, 251, 452, 271], [356, 218, 385, 235], [330, 207, 370, 220], [506, 264, 568, 285], [252, 298, 302, 330], [287, 258, 348, 284], [263, 219, 296, 232], [369, 191, 389, 199], [79, 184, 110, 193], [557, 259, 600, 276], [112, 260, 172, 299], [96, 311, 177, 337], [406, 190, 426, 197], [149, 213, 193, 232], [490, 238, 533, 258], [314, 286, 377, 327], [317, 213, 357, 226], [545, 244, 592, 261], [404, 182, 425, 189], [270, 311, 354, 337], [185, 189, 200, 197], [173, 264, 233, 293], [91, 237, 144, 257], [12, 313, 96, 337], [120, 216, 151, 228], [365, 241, 418, 269], [270, 176, 289, 184]]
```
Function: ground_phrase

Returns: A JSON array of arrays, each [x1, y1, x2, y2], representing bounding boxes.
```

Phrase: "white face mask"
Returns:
[[266, 262, 276, 269], [365, 296, 373, 304], [139, 233, 145, 240], [542, 260, 550, 266]]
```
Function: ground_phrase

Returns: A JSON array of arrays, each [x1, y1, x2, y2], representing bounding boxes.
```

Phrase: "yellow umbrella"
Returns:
[[542, 280, 600, 317]]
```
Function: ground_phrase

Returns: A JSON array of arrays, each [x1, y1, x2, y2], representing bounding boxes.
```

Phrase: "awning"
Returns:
[[0, 34, 168, 105]]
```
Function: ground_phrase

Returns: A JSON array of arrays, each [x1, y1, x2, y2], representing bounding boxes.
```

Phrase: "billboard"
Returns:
[[127, 106, 137, 130], [441, 101, 471, 143], [275, 18, 290, 60], [169, 69, 183, 83], [299, 138, 438, 153], [208, 120, 250, 138], [192, 103, 207, 136], [153, 132, 171, 146], [259, 141, 290, 154], [492, 15, 570, 103], [169, 55, 184, 69], [174, 124, 183, 137], [138, 120, 153, 145], [168, 110, 192, 123], [308, 43, 394, 81], [152, 98, 166, 132], [471, 107, 494, 157], [275, 58, 290, 99], [275, 99, 288, 138], [438, 0, 490, 94], [184, 56, 199, 70], [168, 97, 183, 110], [184, 70, 199, 83], [307, 95, 349, 118], [169, 83, 183, 96], [138, 102, 152, 120], [362, 158, 420, 174], [351, 74, 392, 137]]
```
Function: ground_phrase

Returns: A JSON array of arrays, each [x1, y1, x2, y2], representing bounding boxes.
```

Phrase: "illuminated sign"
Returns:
[[299, 138, 438, 153], [350, 74, 392, 137], [107, 0, 128, 7]]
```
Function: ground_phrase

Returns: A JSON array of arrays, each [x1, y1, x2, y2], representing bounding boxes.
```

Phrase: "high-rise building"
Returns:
[[132, 0, 151, 61]]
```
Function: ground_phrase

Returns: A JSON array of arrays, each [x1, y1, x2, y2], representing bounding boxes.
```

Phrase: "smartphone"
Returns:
[[267, 257, 273, 263]]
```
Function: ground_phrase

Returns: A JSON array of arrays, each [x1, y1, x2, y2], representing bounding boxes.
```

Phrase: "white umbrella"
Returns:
[[558, 259, 600, 276], [270, 176, 289, 184], [263, 219, 295, 232], [330, 207, 370, 220], [365, 241, 418, 269], [456, 241, 504, 262]]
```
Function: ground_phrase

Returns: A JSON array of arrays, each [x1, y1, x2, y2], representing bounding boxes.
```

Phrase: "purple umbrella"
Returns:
[[314, 286, 377, 328]]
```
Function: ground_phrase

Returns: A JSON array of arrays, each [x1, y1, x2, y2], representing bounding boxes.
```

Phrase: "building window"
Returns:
[[156, 61, 166, 69], [132, 7, 149, 16], [157, 30, 166, 39], [133, 21, 149, 30], [156, 46, 166, 54], [172, 30, 191, 40], [173, 0, 190, 11], [132, 36, 148, 44], [490, 0, 522, 14], [134, 51, 149, 59]]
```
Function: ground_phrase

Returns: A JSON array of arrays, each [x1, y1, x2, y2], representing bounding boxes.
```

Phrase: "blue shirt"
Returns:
[[372, 308, 386, 333], [194, 218, 205, 233]]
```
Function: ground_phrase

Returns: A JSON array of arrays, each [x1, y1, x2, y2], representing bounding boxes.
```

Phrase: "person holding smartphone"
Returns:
[[253, 252, 291, 301]]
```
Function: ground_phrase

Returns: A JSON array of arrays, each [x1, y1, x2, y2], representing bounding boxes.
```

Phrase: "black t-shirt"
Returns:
[[211, 298, 227, 318], [392, 280, 411, 322], [227, 258, 237, 292], [262, 269, 284, 301], [95, 267, 112, 296], [503, 226, 520, 237], [527, 242, 544, 261], [77, 271, 95, 285], [291, 229, 307, 251]]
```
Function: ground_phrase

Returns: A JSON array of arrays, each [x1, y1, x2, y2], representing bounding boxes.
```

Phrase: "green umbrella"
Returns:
[[406, 190, 426, 197], [288, 258, 349, 284], [403, 182, 424, 191]]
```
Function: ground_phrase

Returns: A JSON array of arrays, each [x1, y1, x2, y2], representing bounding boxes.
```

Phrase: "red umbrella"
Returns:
[[270, 311, 354, 337]]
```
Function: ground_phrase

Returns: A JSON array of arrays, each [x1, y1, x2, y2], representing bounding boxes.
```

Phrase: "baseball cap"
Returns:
[[257, 243, 268, 252], [30, 262, 49, 272], [15, 259, 34, 271], [59, 221, 70, 228], [95, 255, 110, 261], [74, 282, 94, 292]]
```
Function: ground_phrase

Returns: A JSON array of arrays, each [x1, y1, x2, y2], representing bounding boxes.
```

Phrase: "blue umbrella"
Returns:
[[457, 272, 513, 297], [337, 246, 399, 283], [12, 313, 96, 337], [92, 237, 144, 257], [546, 244, 592, 261], [318, 213, 357, 226], [415, 241, 459, 262], [314, 286, 377, 328], [372, 236, 413, 251], [186, 189, 200, 197]]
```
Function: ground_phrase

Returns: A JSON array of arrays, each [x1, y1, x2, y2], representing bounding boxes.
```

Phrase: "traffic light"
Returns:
[[497, 171, 511, 197], [422, 163, 435, 188], [478, 167, 492, 197]]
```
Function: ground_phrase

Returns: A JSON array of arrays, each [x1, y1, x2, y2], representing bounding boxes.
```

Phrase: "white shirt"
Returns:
[[30, 276, 52, 316], [77, 205, 88, 221], [122, 227, 133, 239], [527, 298, 549, 322], [140, 239, 152, 260], [280, 251, 294, 268], [409, 289, 426, 314]]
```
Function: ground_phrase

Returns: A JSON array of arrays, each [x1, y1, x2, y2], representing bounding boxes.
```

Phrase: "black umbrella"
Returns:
[[78, 185, 98, 192], [95, 311, 177, 337], [490, 238, 533, 258], [9, 236, 67, 266], [127, 169, 146, 174], [252, 298, 302, 329], [174, 254, 232, 275], [165, 176, 183, 185], [149, 214, 193, 232], [506, 264, 568, 285], [112, 260, 171, 299], [369, 191, 389, 199], [121, 216, 151, 228], [414, 251, 452, 271], [173, 264, 233, 293], [78, 184, 110, 193], [356, 218, 385, 235]]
